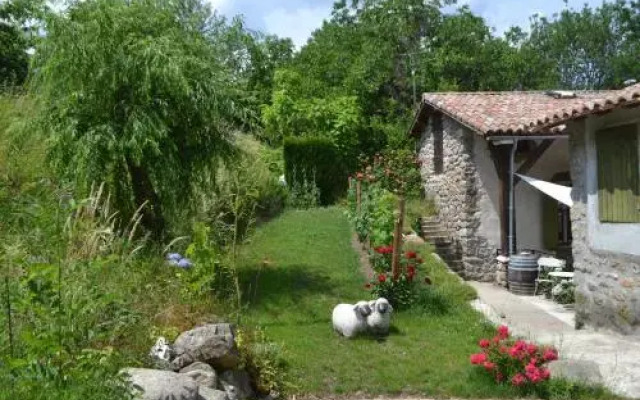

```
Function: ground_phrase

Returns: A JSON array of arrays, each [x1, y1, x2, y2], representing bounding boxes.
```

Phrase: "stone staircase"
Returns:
[[419, 217, 463, 273]]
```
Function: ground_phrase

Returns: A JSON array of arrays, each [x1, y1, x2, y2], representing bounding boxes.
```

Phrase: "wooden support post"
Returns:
[[356, 180, 362, 214], [391, 196, 406, 278], [514, 139, 554, 186], [489, 144, 512, 256]]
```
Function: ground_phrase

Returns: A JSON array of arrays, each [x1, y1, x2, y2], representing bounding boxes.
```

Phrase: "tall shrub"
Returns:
[[30, 0, 245, 239], [283, 136, 347, 205]]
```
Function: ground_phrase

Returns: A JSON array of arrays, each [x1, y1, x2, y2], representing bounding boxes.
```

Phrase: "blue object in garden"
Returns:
[[168, 259, 180, 266], [167, 253, 183, 261], [177, 258, 194, 269]]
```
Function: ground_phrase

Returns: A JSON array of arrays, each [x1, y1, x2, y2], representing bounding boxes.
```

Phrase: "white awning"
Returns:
[[516, 173, 573, 207]]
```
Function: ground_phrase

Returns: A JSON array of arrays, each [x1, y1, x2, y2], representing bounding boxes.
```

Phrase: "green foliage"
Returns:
[[283, 136, 347, 205], [369, 188, 396, 247], [524, 1, 640, 90], [286, 170, 320, 210], [30, 0, 247, 238], [237, 327, 289, 397], [0, 0, 48, 87]]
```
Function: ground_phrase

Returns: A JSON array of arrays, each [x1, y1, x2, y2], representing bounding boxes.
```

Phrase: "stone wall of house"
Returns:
[[570, 128, 640, 336], [417, 115, 496, 281]]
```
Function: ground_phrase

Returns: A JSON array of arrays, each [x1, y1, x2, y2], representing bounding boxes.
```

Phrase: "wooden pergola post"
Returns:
[[391, 196, 406, 277], [489, 143, 513, 256]]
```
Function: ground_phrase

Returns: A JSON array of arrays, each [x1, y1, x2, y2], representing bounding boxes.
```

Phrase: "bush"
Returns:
[[283, 136, 347, 205], [366, 248, 429, 310], [470, 325, 558, 387]]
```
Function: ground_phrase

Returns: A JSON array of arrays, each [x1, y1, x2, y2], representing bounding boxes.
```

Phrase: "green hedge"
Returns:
[[283, 136, 347, 205]]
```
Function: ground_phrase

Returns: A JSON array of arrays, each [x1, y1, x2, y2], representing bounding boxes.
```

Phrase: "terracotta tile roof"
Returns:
[[530, 83, 640, 132], [410, 83, 640, 137]]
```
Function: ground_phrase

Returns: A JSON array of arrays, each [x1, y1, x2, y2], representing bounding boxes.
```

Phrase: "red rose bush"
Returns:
[[470, 325, 558, 387]]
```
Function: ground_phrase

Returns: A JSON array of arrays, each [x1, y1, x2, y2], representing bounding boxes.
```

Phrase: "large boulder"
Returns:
[[180, 362, 218, 389], [122, 368, 199, 400], [171, 324, 240, 371], [198, 387, 229, 400], [219, 370, 254, 400]]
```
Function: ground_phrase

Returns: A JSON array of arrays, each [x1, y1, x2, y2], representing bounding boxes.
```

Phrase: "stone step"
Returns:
[[422, 230, 449, 238], [421, 223, 443, 230]]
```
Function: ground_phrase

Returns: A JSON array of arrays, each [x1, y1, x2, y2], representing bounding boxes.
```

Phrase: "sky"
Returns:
[[208, 0, 608, 48]]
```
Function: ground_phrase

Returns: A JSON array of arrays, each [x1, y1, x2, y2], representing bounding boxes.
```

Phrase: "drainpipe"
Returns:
[[508, 139, 519, 255]]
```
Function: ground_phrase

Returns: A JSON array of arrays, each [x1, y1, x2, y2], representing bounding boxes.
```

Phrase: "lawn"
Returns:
[[238, 207, 516, 398]]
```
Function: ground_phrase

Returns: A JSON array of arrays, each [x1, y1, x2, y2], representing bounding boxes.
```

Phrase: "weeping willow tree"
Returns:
[[30, 0, 244, 239]]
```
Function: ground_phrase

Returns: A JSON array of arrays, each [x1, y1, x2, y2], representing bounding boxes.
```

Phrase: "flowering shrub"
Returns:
[[470, 325, 558, 387], [366, 249, 428, 309]]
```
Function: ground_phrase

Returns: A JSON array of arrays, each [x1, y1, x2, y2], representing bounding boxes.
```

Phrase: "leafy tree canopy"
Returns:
[[30, 0, 248, 238]]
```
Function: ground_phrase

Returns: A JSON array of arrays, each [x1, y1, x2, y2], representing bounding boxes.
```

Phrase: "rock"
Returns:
[[219, 370, 254, 400], [180, 362, 218, 389], [549, 360, 604, 385], [198, 387, 229, 400], [121, 368, 199, 400], [171, 324, 240, 371], [149, 337, 174, 370]]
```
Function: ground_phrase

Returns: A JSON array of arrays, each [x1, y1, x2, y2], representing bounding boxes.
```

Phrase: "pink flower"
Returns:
[[470, 353, 487, 365], [479, 339, 491, 348], [543, 348, 558, 362], [540, 368, 551, 380], [525, 363, 538, 375], [497, 325, 509, 339], [527, 343, 538, 356], [511, 373, 526, 387], [483, 361, 496, 371]]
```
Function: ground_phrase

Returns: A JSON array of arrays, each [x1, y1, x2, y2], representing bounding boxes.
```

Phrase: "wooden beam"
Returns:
[[514, 139, 554, 186], [488, 143, 512, 256]]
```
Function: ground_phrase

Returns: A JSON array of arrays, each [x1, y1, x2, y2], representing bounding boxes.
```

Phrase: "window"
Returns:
[[433, 113, 443, 174], [596, 124, 640, 223]]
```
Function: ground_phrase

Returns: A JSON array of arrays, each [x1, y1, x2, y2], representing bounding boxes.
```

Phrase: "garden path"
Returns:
[[470, 282, 640, 399]]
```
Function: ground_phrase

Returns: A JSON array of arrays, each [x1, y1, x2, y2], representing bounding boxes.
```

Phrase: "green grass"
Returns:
[[237, 207, 513, 397]]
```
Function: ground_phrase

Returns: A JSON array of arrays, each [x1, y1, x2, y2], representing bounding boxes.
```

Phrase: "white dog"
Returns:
[[367, 298, 393, 335], [332, 301, 372, 338]]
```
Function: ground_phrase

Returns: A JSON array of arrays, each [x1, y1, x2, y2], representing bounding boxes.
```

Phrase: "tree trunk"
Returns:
[[126, 156, 165, 240]]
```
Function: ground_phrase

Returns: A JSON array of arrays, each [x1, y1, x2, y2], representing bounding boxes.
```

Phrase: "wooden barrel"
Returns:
[[508, 252, 540, 296]]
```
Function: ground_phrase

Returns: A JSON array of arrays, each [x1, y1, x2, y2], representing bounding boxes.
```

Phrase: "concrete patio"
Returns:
[[470, 282, 640, 399]]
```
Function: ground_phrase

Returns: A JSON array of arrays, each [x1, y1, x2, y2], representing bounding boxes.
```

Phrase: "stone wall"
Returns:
[[570, 126, 640, 336], [417, 114, 496, 281]]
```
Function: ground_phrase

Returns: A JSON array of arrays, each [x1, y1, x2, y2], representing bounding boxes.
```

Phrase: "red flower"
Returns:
[[479, 339, 491, 348], [497, 325, 509, 339], [378, 274, 387, 283], [406, 251, 417, 259], [407, 266, 416, 276], [483, 361, 496, 371], [495, 372, 504, 383], [543, 348, 558, 361], [470, 353, 487, 365], [511, 373, 526, 387], [527, 343, 538, 356]]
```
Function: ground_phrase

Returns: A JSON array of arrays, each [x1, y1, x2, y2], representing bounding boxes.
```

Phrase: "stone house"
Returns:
[[409, 84, 640, 335]]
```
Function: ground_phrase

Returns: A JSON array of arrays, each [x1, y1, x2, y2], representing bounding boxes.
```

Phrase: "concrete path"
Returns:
[[470, 282, 640, 399]]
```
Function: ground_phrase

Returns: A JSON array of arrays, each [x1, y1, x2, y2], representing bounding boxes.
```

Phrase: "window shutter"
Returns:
[[596, 124, 640, 223]]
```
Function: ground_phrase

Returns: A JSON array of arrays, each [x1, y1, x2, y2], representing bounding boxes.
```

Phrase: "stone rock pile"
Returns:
[[121, 323, 263, 400]]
